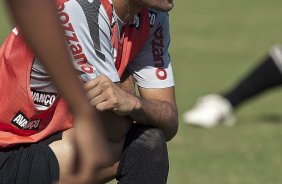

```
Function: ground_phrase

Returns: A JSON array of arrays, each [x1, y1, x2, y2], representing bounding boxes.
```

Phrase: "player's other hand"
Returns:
[[84, 75, 140, 116]]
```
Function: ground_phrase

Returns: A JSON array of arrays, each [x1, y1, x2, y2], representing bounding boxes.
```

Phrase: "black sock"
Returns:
[[116, 124, 169, 184], [223, 55, 282, 108]]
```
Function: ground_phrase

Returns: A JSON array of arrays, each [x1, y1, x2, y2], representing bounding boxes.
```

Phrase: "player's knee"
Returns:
[[142, 128, 168, 165], [143, 128, 166, 150], [127, 126, 168, 162], [116, 126, 169, 184]]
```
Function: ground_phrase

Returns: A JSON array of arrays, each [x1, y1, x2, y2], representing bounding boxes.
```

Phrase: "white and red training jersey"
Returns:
[[30, 0, 175, 110]]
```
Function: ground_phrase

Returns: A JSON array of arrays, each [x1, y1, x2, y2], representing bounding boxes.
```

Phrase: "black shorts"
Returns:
[[0, 132, 62, 184]]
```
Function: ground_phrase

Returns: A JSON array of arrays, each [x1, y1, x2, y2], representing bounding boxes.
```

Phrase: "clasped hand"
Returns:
[[84, 75, 138, 116]]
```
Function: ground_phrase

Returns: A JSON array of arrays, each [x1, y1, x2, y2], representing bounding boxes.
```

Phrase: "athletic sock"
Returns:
[[116, 124, 169, 184], [223, 55, 282, 108]]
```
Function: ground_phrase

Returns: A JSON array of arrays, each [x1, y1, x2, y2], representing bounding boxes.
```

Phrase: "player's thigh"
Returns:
[[49, 128, 125, 182], [49, 128, 75, 178]]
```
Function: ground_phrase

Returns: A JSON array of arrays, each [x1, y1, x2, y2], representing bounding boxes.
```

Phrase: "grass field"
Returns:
[[1, 0, 282, 184]]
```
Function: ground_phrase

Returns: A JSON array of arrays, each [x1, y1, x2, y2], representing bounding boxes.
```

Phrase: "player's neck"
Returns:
[[113, 0, 143, 23]]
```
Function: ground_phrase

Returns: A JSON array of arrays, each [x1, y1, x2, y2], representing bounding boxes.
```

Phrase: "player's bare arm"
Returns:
[[95, 73, 136, 142], [84, 76, 178, 141], [131, 86, 178, 141]]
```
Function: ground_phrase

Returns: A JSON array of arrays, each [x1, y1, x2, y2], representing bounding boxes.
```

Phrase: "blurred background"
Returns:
[[1, 0, 282, 183]]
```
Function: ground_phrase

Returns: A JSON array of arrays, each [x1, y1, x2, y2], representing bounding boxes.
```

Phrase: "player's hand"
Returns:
[[84, 75, 140, 116]]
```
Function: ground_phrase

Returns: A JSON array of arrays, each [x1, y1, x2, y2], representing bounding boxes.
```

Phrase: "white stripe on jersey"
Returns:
[[12, 28, 18, 35]]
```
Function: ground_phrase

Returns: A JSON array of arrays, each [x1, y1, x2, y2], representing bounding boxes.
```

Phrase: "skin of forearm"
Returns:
[[96, 73, 135, 143], [116, 72, 178, 141], [130, 95, 179, 141], [98, 110, 132, 142]]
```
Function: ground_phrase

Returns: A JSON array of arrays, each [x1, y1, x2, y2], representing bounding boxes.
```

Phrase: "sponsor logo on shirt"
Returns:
[[58, 2, 96, 74], [151, 25, 167, 80], [31, 90, 57, 108], [11, 112, 41, 130]]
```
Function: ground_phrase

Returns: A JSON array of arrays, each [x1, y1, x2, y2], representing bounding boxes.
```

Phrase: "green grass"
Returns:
[[1, 0, 282, 183], [169, 0, 282, 183], [0, 1, 11, 43]]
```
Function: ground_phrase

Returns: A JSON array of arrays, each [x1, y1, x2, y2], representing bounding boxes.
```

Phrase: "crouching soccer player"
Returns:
[[0, 0, 178, 183]]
